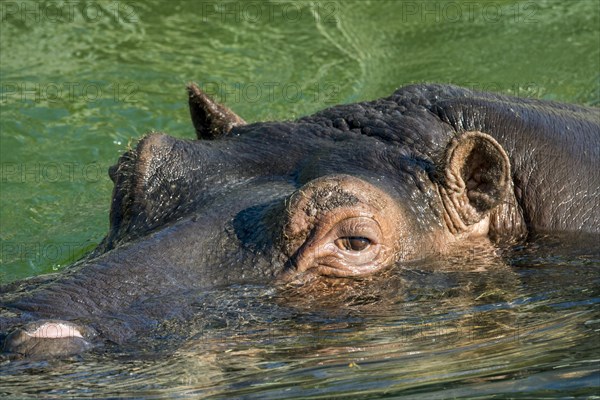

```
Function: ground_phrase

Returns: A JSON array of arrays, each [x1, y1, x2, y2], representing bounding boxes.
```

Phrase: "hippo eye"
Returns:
[[334, 236, 372, 252]]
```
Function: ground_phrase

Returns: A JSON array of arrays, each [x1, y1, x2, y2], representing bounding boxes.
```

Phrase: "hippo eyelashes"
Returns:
[[281, 175, 406, 278], [290, 214, 389, 278], [327, 217, 382, 259], [311, 216, 386, 274], [335, 236, 371, 252]]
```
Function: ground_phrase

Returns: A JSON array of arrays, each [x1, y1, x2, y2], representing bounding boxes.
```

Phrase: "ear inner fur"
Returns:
[[439, 131, 512, 235]]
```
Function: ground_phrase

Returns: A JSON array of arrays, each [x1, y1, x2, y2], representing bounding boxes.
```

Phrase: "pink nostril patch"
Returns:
[[26, 322, 83, 339]]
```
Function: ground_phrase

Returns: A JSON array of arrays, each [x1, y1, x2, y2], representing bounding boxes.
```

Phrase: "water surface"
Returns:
[[1, 233, 598, 398], [0, 0, 598, 397]]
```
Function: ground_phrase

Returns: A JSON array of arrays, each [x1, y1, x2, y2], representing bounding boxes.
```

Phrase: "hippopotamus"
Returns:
[[1, 83, 598, 359]]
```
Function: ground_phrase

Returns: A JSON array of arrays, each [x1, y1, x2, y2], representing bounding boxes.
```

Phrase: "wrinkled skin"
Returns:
[[1, 83, 598, 359]]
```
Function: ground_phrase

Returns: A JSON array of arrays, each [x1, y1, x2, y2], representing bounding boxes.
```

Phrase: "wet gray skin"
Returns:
[[1, 83, 598, 359]]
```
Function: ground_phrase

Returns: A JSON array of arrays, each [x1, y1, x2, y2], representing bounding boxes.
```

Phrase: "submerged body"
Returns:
[[1, 83, 598, 358]]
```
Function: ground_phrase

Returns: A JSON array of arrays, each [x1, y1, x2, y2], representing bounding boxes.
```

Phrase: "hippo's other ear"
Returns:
[[187, 82, 246, 140], [439, 131, 512, 234]]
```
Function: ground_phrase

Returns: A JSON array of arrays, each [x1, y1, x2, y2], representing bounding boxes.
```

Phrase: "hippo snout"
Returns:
[[2, 320, 94, 359]]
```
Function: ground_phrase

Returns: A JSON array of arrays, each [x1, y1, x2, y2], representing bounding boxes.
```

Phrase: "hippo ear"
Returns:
[[187, 82, 246, 140], [439, 131, 512, 234]]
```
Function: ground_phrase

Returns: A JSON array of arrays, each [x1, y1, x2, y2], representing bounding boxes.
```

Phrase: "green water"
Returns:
[[1, 0, 599, 281], [0, 0, 599, 398]]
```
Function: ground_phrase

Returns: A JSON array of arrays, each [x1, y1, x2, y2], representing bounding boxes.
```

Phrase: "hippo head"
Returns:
[[99, 83, 524, 283], [2, 83, 530, 358]]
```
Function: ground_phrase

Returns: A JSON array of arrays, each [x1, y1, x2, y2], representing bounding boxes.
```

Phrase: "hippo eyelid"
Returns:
[[335, 236, 372, 252]]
